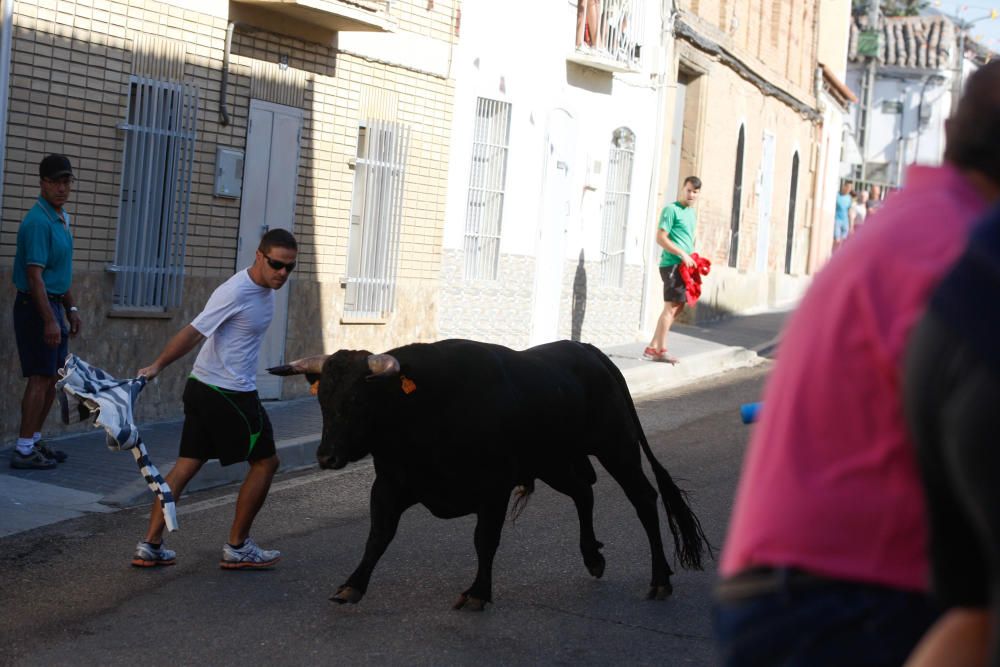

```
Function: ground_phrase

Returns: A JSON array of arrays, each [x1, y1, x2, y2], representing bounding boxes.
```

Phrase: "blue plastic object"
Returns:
[[740, 402, 762, 424]]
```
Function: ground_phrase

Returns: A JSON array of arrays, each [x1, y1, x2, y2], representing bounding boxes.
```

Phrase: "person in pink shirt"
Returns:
[[713, 61, 1000, 667]]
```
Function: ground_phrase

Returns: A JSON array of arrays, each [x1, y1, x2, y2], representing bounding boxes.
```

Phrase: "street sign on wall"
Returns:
[[858, 29, 881, 57]]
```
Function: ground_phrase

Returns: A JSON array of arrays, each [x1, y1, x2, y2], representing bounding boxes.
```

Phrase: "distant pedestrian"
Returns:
[[713, 60, 1000, 667], [868, 184, 884, 216], [903, 204, 1000, 667], [130, 228, 298, 570], [10, 155, 80, 470], [643, 176, 701, 365], [851, 189, 869, 232], [833, 181, 852, 249]]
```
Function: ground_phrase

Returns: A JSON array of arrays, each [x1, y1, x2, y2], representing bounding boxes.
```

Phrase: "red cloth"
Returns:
[[678, 253, 711, 306]]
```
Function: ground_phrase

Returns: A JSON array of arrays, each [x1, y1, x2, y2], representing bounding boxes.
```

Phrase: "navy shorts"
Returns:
[[659, 265, 687, 304], [13, 291, 68, 378], [179, 377, 276, 466]]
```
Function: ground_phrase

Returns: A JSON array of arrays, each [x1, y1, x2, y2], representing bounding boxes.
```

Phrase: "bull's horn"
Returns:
[[367, 354, 400, 377], [267, 354, 329, 376]]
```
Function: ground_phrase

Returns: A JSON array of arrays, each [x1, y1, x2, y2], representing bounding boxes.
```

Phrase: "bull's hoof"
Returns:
[[585, 552, 606, 579], [330, 585, 363, 604], [646, 583, 673, 600], [452, 593, 488, 611]]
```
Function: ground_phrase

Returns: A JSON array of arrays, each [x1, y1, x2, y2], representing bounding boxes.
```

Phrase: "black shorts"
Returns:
[[659, 265, 687, 304], [179, 377, 276, 466], [13, 291, 68, 377]]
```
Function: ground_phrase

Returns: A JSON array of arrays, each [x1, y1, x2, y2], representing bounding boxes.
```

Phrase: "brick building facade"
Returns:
[[0, 0, 458, 440]]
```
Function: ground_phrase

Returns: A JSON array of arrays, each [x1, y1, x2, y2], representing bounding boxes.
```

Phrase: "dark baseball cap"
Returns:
[[39, 154, 73, 180]]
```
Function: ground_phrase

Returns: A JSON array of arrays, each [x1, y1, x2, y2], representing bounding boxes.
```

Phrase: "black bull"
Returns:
[[269, 339, 711, 610]]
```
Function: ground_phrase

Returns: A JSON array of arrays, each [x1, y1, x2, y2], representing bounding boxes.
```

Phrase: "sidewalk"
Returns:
[[0, 310, 787, 538]]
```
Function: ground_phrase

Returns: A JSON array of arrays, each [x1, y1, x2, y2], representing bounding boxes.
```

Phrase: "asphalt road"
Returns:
[[0, 363, 770, 667]]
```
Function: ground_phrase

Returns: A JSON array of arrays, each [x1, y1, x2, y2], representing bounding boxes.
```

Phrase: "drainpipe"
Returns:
[[639, 0, 676, 336], [0, 0, 15, 207], [912, 74, 935, 169], [219, 22, 239, 127], [806, 67, 825, 276]]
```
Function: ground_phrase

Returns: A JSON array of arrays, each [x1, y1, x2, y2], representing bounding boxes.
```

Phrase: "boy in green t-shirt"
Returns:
[[643, 176, 701, 364]]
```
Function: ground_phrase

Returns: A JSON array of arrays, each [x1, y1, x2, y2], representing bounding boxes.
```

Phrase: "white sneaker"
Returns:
[[131, 541, 177, 567], [220, 537, 281, 570]]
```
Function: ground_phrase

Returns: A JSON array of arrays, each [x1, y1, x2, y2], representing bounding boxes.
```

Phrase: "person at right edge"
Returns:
[[713, 61, 1000, 666], [903, 201, 1000, 667]]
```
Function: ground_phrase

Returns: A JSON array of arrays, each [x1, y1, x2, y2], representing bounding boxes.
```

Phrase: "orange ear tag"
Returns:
[[401, 375, 416, 394], [310, 380, 320, 396]]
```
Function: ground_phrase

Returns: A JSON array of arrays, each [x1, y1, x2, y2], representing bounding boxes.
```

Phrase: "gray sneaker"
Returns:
[[35, 441, 67, 463], [220, 538, 281, 570], [10, 448, 56, 470], [131, 541, 177, 568]]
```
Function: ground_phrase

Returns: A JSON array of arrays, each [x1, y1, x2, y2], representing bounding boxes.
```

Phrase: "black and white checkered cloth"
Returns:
[[56, 354, 178, 532]]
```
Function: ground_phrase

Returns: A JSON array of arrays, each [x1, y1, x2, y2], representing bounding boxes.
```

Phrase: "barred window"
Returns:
[[600, 127, 636, 287], [464, 97, 512, 281], [344, 119, 410, 318], [111, 76, 197, 310]]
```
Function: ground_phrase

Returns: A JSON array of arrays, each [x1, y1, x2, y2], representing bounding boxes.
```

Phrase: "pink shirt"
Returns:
[[721, 165, 987, 592]]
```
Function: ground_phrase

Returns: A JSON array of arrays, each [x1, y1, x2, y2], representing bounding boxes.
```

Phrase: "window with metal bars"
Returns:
[[110, 76, 197, 310], [344, 119, 410, 318], [600, 127, 635, 287], [463, 97, 512, 281]]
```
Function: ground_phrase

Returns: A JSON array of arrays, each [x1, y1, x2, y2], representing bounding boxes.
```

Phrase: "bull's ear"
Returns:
[[267, 354, 330, 377], [366, 354, 400, 379]]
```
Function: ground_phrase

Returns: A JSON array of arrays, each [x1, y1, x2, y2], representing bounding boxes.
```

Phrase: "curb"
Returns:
[[620, 346, 764, 400], [101, 433, 322, 509]]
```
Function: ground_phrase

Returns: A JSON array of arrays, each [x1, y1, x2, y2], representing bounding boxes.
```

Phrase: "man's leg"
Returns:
[[649, 302, 684, 354], [648, 302, 673, 352], [143, 456, 204, 544], [228, 454, 280, 546], [661, 302, 685, 360], [19, 375, 56, 439]]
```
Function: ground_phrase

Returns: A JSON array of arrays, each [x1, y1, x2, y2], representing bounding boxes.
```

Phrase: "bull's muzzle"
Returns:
[[317, 453, 347, 470]]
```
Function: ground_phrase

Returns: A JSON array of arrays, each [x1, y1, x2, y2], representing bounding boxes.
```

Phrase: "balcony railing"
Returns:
[[567, 0, 645, 73]]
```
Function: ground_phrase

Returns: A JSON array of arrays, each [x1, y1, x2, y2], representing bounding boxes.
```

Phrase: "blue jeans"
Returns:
[[713, 573, 939, 667]]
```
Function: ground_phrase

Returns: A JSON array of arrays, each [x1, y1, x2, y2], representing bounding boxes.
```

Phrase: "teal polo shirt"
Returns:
[[13, 196, 74, 295], [658, 201, 696, 267]]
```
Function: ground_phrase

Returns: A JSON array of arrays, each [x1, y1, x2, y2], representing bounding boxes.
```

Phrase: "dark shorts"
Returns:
[[659, 265, 687, 304], [179, 377, 276, 466], [13, 291, 68, 378]]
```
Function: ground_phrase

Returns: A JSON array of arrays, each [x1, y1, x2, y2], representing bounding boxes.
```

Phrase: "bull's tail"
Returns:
[[583, 344, 713, 570], [508, 481, 534, 523], [638, 431, 712, 570]]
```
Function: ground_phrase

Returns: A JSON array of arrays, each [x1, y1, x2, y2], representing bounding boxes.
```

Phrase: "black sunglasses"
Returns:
[[262, 253, 296, 273]]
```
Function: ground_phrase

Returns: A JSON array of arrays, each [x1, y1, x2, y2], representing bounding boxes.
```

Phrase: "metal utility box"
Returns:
[[214, 147, 244, 198]]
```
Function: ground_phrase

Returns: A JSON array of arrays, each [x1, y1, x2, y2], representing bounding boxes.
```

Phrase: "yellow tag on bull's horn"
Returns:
[[310, 380, 320, 396], [401, 375, 416, 394]]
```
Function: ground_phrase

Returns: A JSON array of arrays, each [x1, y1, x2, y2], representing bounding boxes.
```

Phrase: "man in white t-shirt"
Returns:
[[129, 229, 298, 570]]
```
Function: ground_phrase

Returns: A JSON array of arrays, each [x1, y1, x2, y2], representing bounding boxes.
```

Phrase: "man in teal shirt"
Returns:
[[11, 154, 82, 469], [643, 176, 700, 364]]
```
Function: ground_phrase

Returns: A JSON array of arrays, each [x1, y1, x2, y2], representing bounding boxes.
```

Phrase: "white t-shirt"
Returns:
[[852, 202, 867, 226], [190, 269, 274, 391]]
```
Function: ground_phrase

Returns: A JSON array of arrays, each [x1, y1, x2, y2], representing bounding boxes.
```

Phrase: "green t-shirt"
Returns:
[[658, 201, 696, 267]]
